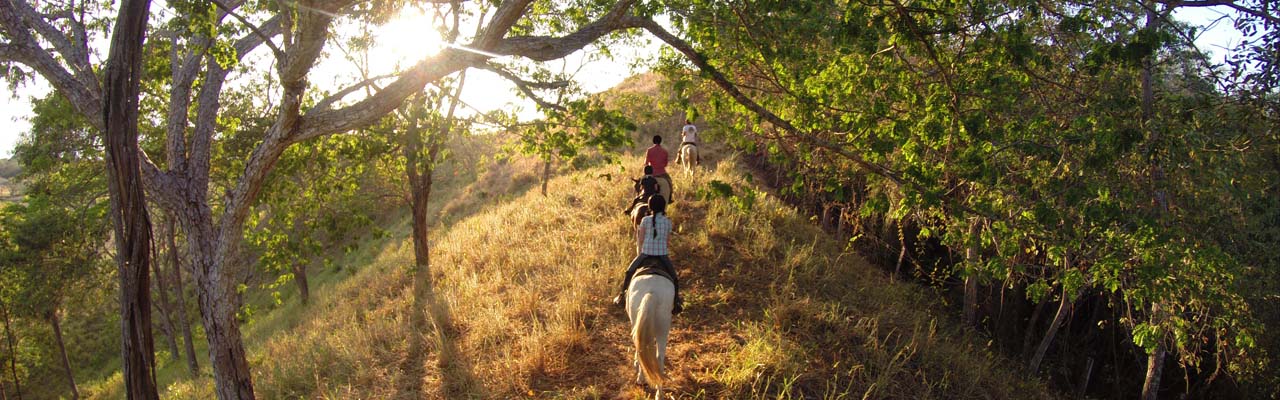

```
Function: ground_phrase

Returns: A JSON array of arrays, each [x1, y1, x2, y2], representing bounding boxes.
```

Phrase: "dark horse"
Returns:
[[626, 176, 659, 227]]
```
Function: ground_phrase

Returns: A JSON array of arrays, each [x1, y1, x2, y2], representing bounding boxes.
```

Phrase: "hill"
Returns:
[[148, 152, 1056, 398], [0, 157, 19, 198]]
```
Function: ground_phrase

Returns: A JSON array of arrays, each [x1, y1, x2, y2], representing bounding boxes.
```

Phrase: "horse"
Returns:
[[630, 202, 650, 228], [678, 143, 699, 173], [628, 177, 660, 227], [654, 175, 672, 205], [626, 269, 675, 399]]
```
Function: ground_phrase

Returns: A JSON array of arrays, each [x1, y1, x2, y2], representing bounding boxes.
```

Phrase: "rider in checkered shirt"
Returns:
[[613, 194, 684, 314]]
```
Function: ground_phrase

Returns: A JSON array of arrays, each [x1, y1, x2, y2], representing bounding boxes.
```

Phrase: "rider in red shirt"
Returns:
[[645, 135, 673, 203]]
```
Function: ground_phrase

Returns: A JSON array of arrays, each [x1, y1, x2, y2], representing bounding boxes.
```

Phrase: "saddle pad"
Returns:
[[634, 266, 675, 284]]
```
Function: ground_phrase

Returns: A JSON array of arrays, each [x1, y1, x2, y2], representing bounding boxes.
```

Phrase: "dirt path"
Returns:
[[571, 146, 772, 399]]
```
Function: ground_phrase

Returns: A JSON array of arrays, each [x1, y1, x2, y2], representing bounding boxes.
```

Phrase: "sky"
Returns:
[[0, 5, 1250, 158]]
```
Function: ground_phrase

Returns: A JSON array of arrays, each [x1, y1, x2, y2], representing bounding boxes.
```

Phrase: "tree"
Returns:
[[100, 0, 159, 394], [646, 0, 1275, 395], [2, 0, 669, 396]]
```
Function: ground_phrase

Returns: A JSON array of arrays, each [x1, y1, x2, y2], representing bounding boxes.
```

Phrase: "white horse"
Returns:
[[678, 143, 699, 173], [626, 273, 674, 399]]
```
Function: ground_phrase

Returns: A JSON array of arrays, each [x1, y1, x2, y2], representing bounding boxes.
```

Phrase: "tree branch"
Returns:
[[635, 16, 994, 220], [478, 63, 567, 111], [210, 0, 285, 61], [296, 0, 643, 140], [1158, 0, 1280, 25], [232, 14, 284, 61], [311, 73, 399, 111], [491, 0, 643, 61], [8, 0, 97, 92], [474, 0, 535, 49], [0, 3, 103, 130]]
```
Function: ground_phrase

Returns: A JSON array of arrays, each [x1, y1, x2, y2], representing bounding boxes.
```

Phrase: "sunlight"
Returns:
[[366, 7, 446, 75]]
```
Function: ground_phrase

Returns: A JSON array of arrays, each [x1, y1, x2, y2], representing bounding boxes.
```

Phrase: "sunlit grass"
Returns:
[[84, 149, 1057, 399]]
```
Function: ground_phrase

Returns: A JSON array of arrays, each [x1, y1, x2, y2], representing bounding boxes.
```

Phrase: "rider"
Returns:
[[623, 165, 659, 215], [645, 135, 673, 204], [679, 120, 699, 164], [613, 194, 683, 314]]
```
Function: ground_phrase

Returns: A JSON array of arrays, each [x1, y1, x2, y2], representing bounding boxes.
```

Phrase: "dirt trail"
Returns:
[[571, 145, 760, 399]]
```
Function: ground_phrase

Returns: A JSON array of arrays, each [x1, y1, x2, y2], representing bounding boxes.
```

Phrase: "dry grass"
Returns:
[[85, 131, 1052, 399], [211, 148, 1058, 399]]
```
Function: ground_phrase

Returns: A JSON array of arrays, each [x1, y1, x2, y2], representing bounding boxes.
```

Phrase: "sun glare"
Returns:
[[368, 8, 446, 74]]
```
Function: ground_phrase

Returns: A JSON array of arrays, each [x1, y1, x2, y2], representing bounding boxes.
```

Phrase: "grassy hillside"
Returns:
[[74, 135, 548, 399], [148, 150, 1057, 398]]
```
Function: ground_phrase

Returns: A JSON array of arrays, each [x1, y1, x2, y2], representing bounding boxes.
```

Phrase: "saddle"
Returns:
[[634, 265, 675, 284], [633, 256, 676, 287]]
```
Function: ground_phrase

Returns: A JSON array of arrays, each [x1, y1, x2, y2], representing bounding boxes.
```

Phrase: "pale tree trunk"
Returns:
[[963, 219, 980, 327], [893, 221, 907, 280], [1029, 278, 1081, 374], [0, 300, 19, 400], [1021, 292, 1050, 359], [1139, 3, 1168, 399], [1141, 305, 1166, 400], [166, 217, 199, 376], [49, 312, 79, 399], [101, 0, 159, 395]]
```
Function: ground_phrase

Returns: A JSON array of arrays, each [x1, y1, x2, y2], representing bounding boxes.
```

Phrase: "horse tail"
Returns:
[[632, 292, 665, 386]]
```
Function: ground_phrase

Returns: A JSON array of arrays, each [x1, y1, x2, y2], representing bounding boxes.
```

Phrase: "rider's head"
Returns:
[[686, 119, 692, 125], [652, 135, 663, 145], [648, 194, 667, 214], [643, 165, 653, 175]]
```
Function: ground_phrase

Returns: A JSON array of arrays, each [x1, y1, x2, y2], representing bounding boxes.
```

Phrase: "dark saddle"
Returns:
[[633, 256, 676, 287]]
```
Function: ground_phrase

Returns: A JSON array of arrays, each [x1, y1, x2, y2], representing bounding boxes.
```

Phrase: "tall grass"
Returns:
[[230, 156, 1057, 399]]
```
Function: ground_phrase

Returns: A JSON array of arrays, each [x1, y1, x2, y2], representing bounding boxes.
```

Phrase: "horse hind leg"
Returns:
[[635, 353, 644, 386]]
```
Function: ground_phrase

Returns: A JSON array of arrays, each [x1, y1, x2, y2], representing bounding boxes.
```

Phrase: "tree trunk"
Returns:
[[540, 158, 551, 196], [186, 223, 256, 399], [1029, 286, 1078, 374], [50, 312, 79, 399], [167, 217, 199, 376], [963, 219, 980, 327], [153, 239, 182, 362], [402, 72, 464, 336], [1141, 302, 1166, 400], [102, 0, 159, 395], [1076, 357, 1094, 399], [409, 169, 435, 331], [894, 221, 907, 280], [291, 260, 310, 305], [1138, 4, 1168, 398], [1022, 291, 1051, 359], [0, 301, 20, 400], [1142, 341, 1166, 400]]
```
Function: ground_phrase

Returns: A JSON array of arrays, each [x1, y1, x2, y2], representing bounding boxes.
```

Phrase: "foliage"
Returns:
[[244, 132, 394, 307], [511, 97, 636, 164], [659, 0, 1278, 393], [0, 90, 113, 398]]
